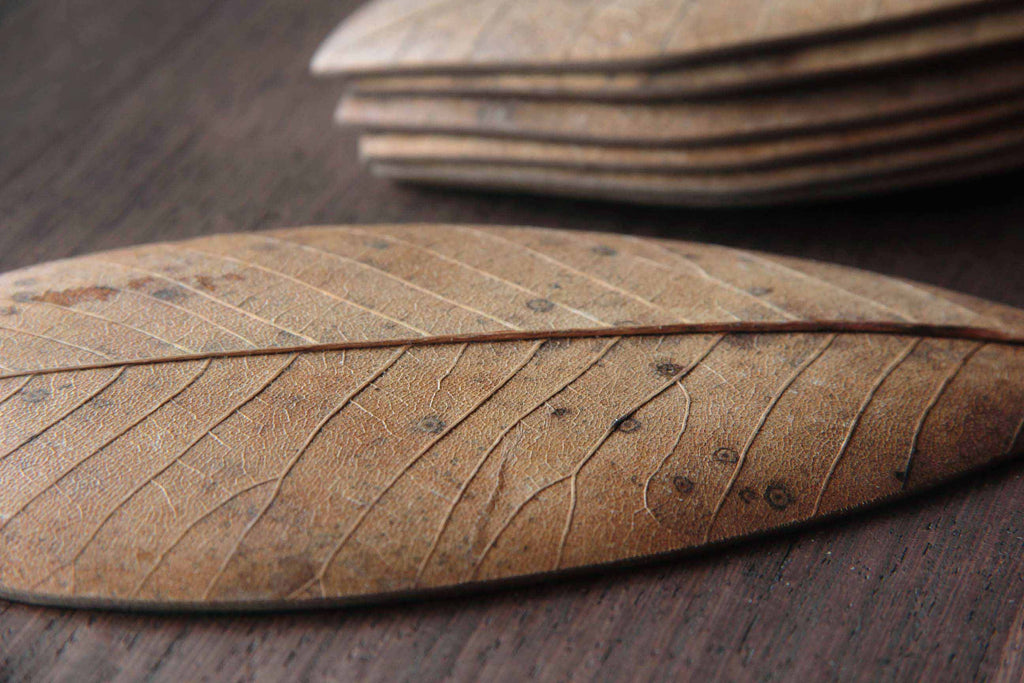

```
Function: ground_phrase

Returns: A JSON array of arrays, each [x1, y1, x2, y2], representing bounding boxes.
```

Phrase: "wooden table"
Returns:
[[2, 1, 1024, 680]]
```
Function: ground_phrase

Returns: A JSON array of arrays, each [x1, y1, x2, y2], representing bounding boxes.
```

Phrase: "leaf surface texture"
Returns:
[[1, 225, 1022, 609]]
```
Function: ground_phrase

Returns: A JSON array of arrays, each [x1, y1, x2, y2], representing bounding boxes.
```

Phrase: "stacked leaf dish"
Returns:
[[312, 0, 1024, 206]]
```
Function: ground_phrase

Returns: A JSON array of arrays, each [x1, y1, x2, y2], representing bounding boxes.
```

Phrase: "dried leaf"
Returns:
[[343, 5, 1024, 99], [1, 225, 1023, 610], [311, 0, 991, 74], [369, 127, 1024, 206], [337, 53, 1024, 145], [358, 100, 1024, 172]]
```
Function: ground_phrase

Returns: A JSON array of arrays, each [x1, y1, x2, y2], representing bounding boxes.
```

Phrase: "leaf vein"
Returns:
[[704, 333, 838, 542]]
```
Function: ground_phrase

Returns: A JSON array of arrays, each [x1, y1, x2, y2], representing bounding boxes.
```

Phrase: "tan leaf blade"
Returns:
[[0, 225, 1022, 611], [336, 52, 1024, 146], [310, 0, 995, 74], [356, 98, 1024, 173], [342, 4, 1024, 99]]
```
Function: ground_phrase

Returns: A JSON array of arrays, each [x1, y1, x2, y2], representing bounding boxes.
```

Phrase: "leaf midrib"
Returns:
[[1, 319, 1021, 381]]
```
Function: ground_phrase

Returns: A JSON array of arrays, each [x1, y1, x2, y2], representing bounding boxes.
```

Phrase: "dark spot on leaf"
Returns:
[[193, 273, 243, 292], [126, 277, 156, 290], [748, 286, 773, 296], [893, 469, 909, 483], [550, 407, 572, 418], [672, 476, 694, 496], [32, 285, 117, 307], [526, 298, 554, 313], [713, 448, 739, 464], [654, 361, 683, 377], [0, 306, 17, 316], [765, 483, 794, 510], [616, 417, 641, 433], [681, 253, 699, 260], [11, 292, 33, 303], [591, 245, 617, 256], [195, 275, 218, 291], [738, 487, 759, 504], [416, 415, 446, 434], [369, 240, 390, 250], [21, 388, 50, 404], [152, 288, 186, 302]]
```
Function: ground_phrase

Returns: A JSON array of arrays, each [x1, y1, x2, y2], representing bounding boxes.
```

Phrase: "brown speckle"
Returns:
[[415, 415, 446, 434], [739, 487, 759, 504], [195, 275, 218, 291], [672, 476, 694, 496], [550, 407, 572, 418], [194, 273, 243, 292], [713, 448, 739, 464], [369, 240, 390, 250], [654, 361, 683, 377], [126, 277, 156, 290], [526, 298, 554, 313], [0, 306, 17, 316], [39, 285, 115, 306], [591, 245, 617, 257], [32, 286, 117, 307], [765, 483, 794, 510], [748, 286, 773, 296]]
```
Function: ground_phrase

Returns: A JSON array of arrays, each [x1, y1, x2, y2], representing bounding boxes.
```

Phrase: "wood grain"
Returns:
[[345, 4, 1024, 100], [4, 0, 1024, 680], [311, 0, 997, 74]]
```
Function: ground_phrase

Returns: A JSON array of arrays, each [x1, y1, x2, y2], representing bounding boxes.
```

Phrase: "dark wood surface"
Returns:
[[2, 1, 1024, 680]]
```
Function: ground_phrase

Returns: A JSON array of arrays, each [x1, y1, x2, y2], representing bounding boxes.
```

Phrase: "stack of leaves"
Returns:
[[312, 0, 1024, 206], [0, 224, 1022, 610]]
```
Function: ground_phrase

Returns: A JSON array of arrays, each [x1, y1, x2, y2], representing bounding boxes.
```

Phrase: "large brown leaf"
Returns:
[[1, 225, 1023, 610], [310, 0, 993, 74]]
